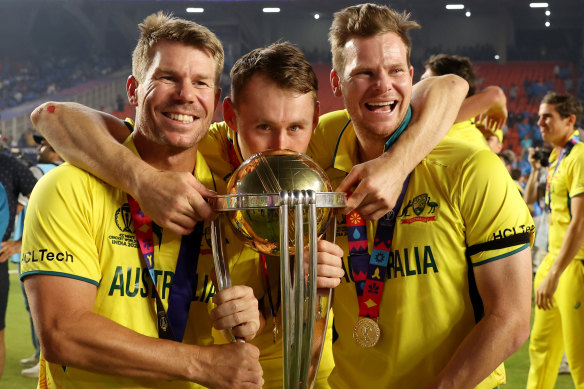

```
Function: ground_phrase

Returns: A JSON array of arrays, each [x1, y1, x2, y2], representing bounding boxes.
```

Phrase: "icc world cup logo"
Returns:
[[115, 203, 135, 234]]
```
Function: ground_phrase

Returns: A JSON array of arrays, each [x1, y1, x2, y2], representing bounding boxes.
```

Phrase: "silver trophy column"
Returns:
[[210, 150, 345, 388]]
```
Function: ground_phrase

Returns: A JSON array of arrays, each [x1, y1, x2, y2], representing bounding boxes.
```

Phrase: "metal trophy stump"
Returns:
[[210, 150, 345, 388]]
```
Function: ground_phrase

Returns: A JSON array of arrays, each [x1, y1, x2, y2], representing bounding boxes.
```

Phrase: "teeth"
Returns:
[[366, 101, 396, 113], [167, 113, 194, 123], [368, 101, 395, 107]]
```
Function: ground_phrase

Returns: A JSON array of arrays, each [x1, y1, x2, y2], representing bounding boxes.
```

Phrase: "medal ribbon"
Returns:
[[128, 195, 203, 342], [347, 175, 410, 318], [347, 107, 412, 319], [546, 135, 580, 212]]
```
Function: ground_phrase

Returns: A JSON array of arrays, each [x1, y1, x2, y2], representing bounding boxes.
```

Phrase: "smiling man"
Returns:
[[21, 13, 264, 389], [307, 3, 535, 388]]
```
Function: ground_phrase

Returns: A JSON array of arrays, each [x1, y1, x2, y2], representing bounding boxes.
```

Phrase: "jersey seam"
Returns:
[[20, 270, 99, 286], [471, 243, 529, 267]]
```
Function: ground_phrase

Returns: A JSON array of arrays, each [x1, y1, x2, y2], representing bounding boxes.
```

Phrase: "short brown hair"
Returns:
[[131, 12, 224, 87], [542, 92, 583, 125], [230, 42, 318, 106], [329, 3, 420, 75], [424, 54, 477, 97]]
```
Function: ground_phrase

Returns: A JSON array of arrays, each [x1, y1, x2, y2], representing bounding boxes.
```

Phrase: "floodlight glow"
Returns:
[[445, 4, 465, 10], [186, 7, 204, 13], [545, 21, 550, 27], [494, 54, 500, 60], [465, 10, 471, 17], [314, 13, 320, 20], [545, 10, 551, 16], [529, 3, 549, 8], [263, 7, 280, 13]]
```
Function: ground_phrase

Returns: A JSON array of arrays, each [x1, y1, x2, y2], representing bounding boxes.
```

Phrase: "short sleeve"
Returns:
[[566, 144, 584, 198], [20, 165, 101, 285], [458, 149, 535, 266]]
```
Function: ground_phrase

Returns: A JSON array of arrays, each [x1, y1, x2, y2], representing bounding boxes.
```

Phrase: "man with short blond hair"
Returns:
[[22, 12, 263, 389], [309, 3, 534, 387]]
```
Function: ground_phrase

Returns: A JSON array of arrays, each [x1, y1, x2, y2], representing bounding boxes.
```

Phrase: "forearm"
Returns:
[[39, 310, 208, 382], [385, 74, 468, 178], [523, 169, 540, 204], [30, 102, 151, 198], [456, 86, 506, 123]]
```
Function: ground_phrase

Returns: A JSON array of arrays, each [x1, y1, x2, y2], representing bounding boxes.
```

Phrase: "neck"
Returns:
[[554, 129, 575, 155], [356, 135, 385, 163], [133, 131, 198, 173]]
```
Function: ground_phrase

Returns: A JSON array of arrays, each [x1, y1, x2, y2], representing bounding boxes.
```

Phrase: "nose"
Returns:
[[177, 80, 196, 103], [270, 129, 290, 151], [373, 72, 392, 93], [537, 116, 544, 127]]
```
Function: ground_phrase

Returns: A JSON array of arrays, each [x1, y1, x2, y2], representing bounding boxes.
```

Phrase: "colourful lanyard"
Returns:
[[347, 174, 410, 318], [346, 106, 412, 319], [546, 135, 580, 212], [128, 195, 203, 342]]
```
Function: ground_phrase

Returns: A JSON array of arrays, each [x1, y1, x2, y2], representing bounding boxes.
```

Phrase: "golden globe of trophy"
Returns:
[[210, 150, 345, 389]]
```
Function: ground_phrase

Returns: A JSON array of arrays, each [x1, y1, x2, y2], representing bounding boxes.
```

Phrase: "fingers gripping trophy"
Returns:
[[210, 150, 345, 388]]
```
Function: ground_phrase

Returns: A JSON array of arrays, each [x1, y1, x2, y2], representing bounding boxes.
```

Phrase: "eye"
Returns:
[[257, 124, 269, 131], [194, 80, 210, 88], [290, 125, 300, 132]]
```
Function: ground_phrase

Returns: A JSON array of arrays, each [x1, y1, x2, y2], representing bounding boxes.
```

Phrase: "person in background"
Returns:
[[525, 92, 584, 389], [421, 53, 507, 151], [0, 151, 37, 380]]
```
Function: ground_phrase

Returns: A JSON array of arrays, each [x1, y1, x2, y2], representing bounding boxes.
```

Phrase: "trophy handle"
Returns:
[[308, 214, 337, 388], [211, 215, 243, 343]]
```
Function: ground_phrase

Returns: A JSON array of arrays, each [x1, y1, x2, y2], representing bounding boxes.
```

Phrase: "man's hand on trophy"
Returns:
[[196, 342, 264, 389], [336, 156, 406, 220], [210, 285, 262, 342], [132, 169, 217, 235], [304, 240, 345, 295]]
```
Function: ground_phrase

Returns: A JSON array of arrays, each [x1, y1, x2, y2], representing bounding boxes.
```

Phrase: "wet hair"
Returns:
[[329, 3, 420, 75], [230, 42, 318, 106], [131, 12, 224, 86], [541, 92, 583, 125], [424, 54, 476, 97]]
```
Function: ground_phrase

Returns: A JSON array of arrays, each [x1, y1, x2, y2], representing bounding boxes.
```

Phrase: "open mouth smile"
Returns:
[[164, 112, 196, 123], [365, 100, 397, 114]]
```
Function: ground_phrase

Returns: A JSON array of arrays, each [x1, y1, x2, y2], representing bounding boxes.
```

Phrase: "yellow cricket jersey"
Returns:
[[199, 121, 336, 388], [20, 135, 241, 389], [545, 138, 584, 261], [309, 110, 534, 389], [447, 119, 489, 149]]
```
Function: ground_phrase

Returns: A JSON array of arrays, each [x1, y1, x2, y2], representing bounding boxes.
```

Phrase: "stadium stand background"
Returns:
[[1, 0, 583, 168]]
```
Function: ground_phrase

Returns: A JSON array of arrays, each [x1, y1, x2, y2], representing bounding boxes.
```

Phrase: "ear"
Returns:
[[567, 113, 577, 128], [126, 75, 139, 106], [223, 96, 237, 132], [409, 65, 414, 79], [312, 101, 320, 130], [330, 69, 343, 97]]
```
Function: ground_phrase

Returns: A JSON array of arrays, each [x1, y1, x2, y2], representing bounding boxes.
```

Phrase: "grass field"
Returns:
[[0, 261, 576, 388]]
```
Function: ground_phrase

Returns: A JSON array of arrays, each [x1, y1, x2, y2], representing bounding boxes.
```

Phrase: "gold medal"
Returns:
[[353, 317, 380, 348]]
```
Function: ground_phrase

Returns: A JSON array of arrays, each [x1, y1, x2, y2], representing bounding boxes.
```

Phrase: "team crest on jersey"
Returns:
[[399, 193, 439, 224], [115, 204, 135, 233], [109, 204, 138, 248]]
